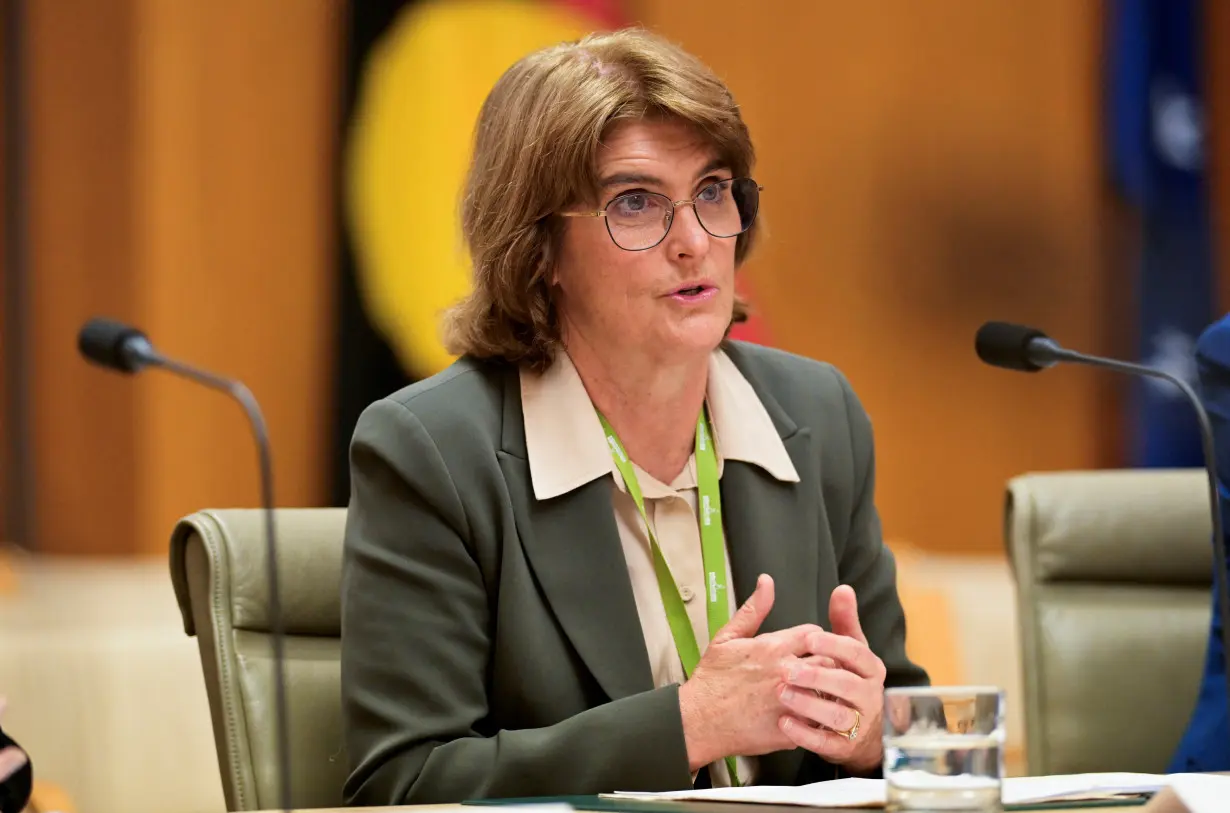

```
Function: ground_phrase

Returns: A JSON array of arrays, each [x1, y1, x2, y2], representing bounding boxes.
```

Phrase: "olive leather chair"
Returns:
[[1006, 469, 1214, 775], [170, 508, 350, 811]]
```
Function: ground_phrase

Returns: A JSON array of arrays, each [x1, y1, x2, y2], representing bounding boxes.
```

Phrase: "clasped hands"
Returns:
[[679, 574, 887, 775]]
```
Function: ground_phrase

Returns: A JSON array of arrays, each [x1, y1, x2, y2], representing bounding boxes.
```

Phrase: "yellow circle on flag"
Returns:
[[346, 0, 597, 377]]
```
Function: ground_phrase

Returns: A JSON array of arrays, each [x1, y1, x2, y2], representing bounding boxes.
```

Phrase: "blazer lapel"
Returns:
[[722, 434, 821, 633], [721, 435, 821, 786], [720, 345, 827, 785], [498, 371, 655, 703], [719, 343, 823, 636]]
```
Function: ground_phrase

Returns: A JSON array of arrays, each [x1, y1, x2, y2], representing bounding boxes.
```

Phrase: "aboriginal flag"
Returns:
[[330, 1, 769, 505]]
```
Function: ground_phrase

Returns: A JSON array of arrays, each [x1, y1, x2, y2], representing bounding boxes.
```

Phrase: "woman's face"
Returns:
[[553, 118, 739, 366]]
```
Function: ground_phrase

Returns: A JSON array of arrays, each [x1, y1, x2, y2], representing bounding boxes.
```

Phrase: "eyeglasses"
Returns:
[[559, 177, 763, 251]]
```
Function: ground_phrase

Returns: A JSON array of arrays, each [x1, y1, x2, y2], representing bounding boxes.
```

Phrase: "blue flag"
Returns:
[[1107, 0, 1216, 468]]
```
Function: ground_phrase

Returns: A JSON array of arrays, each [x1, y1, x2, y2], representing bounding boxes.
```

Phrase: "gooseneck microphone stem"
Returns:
[[76, 318, 291, 813], [150, 354, 291, 813], [979, 322, 1230, 743], [1034, 341, 1230, 725]]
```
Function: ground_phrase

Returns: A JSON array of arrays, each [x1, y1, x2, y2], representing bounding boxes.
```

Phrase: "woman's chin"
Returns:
[[654, 316, 730, 358]]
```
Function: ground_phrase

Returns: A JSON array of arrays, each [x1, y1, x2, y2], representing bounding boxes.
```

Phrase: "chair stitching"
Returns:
[[199, 513, 253, 810]]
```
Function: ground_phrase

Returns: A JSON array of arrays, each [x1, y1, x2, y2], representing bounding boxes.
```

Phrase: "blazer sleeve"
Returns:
[[834, 370, 930, 691], [0, 727, 32, 813], [340, 398, 693, 806]]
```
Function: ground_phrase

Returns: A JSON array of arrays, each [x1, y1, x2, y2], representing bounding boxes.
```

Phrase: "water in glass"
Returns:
[[882, 686, 1005, 811]]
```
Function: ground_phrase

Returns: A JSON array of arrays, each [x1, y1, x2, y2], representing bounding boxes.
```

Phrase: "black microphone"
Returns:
[[976, 320, 1230, 734], [78, 317, 291, 813]]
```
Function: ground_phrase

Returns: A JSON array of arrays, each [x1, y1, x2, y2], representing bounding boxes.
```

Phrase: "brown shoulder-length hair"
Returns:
[[441, 27, 758, 372]]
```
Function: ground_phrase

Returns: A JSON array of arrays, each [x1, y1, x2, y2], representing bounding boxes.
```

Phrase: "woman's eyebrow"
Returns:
[[600, 171, 663, 189], [599, 160, 729, 190]]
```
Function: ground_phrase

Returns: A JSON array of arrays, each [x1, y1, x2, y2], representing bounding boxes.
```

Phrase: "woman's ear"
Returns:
[[540, 228, 559, 287]]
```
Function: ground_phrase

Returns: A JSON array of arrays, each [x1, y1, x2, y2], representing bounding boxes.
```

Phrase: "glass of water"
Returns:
[[883, 686, 1006, 811]]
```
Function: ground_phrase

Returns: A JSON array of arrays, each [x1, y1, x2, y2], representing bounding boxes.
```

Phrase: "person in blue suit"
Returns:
[[1169, 314, 1230, 772]]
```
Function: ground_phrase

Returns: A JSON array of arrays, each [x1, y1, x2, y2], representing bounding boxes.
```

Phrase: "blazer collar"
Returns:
[[508, 344, 801, 484], [498, 340, 801, 453]]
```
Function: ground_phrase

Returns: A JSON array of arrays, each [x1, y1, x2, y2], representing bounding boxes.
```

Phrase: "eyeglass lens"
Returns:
[[604, 178, 760, 251]]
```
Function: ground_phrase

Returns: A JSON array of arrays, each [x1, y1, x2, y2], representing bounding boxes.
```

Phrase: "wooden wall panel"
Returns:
[[28, 0, 339, 556], [21, 0, 1149, 557], [132, 0, 340, 555], [1, 2, 7, 539], [632, 1, 1110, 553], [27, 0, 141, 555]]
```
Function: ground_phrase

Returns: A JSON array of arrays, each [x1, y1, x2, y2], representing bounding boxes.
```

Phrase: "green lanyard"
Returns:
[[597, 406, 741, 787]]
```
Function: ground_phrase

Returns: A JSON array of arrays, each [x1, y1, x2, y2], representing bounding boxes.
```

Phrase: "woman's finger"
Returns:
[[786, 662, 865, 707], [779, 684, 861, 734], [804, 631, 885, 679], [778, 713, 855, 759]]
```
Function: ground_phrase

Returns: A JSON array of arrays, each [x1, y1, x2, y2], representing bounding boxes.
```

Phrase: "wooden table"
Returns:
[[248, 777, 1225, 813], [251, 809, 1146, 813], [251, 802, 1150, 813], [252, 808, 1147, 812]]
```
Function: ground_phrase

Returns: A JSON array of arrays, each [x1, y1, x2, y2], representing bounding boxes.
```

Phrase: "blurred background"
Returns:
[[1, 0, 1227, 811]]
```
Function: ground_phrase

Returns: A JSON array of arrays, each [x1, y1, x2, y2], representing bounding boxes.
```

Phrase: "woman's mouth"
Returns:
[[669, 285, 718, 303]]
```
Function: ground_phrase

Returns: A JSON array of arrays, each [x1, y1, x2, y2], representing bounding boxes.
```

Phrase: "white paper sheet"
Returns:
[[608, 778, 884, 808], [606, 771, 1172, 808], [1000, 773, 1166, 803], [1166, 774, 1230, 813]]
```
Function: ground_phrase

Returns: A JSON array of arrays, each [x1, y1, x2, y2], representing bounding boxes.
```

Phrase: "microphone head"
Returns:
[[78, 317, 153, 373], [975, 321, 1053, 372]]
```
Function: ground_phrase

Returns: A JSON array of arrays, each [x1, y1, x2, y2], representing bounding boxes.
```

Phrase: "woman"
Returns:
[[340, 27, 928, 806]]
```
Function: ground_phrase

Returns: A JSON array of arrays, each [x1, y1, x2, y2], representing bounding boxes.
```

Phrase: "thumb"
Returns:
[[829, 584, 868, 645], [713, 574, 774, 644]]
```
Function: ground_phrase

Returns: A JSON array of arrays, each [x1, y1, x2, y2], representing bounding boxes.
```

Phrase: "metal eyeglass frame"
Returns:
[[558, 177, 764, 251]]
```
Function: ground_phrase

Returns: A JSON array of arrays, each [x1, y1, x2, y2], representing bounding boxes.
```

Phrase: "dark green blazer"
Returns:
[[340, 340, 928, 806]]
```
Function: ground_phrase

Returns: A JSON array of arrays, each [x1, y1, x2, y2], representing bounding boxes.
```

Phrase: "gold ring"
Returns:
[[836, 709, 861, 741]]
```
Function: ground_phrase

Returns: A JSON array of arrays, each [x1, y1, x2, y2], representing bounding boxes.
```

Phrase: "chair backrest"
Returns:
[[169, 508, 349, 811], [1005, 469, 1213, 775]]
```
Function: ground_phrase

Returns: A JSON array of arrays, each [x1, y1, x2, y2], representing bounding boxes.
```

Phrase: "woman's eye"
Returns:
[[699, 181, 730, 203], [613, 194, 655, 216]]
